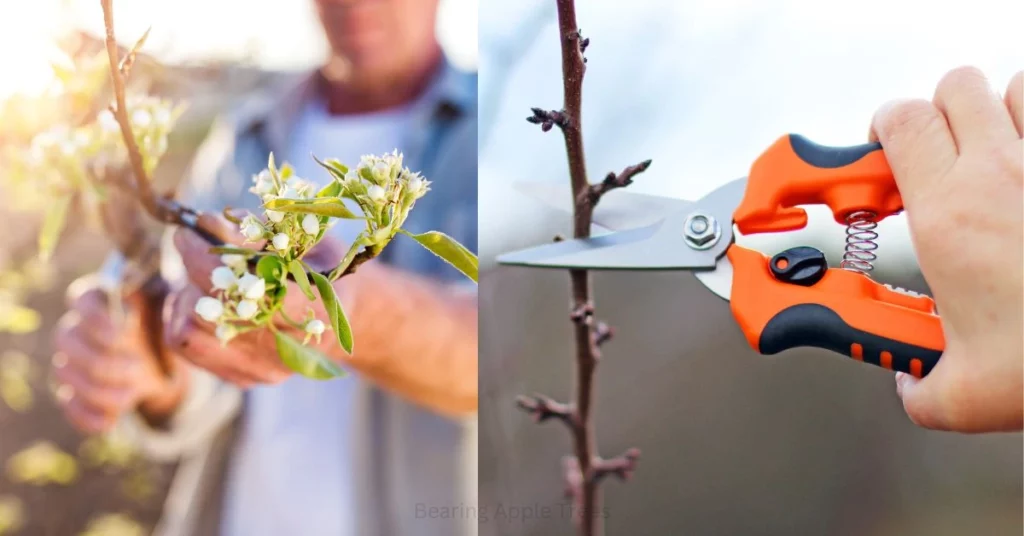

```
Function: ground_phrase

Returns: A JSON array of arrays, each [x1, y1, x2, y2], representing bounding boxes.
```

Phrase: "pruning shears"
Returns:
[[498, 135, 945, 377]]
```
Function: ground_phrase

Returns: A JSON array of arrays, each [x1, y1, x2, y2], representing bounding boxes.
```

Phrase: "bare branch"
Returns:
[[587, 159, 653, 204], [516, 394, 575, 428], [590, 448, 641, 484], [522, 3, 650, 535]]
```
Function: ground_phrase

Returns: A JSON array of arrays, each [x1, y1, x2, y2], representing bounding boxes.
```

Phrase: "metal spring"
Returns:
[[840, 210, 879, 275]]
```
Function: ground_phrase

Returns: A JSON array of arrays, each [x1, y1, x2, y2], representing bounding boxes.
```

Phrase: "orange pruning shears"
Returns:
[[498, 135, 945, 377]]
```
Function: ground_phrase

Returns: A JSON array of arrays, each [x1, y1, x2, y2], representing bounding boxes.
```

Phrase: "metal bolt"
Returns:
[[683, 212, 720, 250]]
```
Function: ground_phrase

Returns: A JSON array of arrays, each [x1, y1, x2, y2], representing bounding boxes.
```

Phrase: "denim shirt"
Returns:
[[159, 60, 478, 536]]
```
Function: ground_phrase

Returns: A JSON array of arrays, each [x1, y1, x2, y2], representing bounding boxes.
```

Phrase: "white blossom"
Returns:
[[272, 233, 290, 252], [210, 266, 238, 290], [131, 109, 151, 128], [305, 319, 326, 336], [238, 273, 266, 300], [251, 170, 276, 195], [372, 161, 390, 181], [195, 297, 224, 322], [235, 299, 259, 320], [97, 110, 119, 133], [279, 184, 301, 200], [406, 174, 423, 194], [153, 106, 172, 128], [241, 217, 264, 241], [301, 214, 320, 236], [220, 254, 247, 270], [367, 185, 386, 203], [266, 210, 285, 223]]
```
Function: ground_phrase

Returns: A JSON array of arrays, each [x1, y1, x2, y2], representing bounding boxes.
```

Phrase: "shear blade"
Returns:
[[511, 182, 695, 231]]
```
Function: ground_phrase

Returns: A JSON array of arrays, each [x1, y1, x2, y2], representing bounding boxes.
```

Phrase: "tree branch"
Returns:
[[515, 2, 648, 534], [100, 0, 221, 245], [516, 394, 575, 428], [586, 159, 652, 204], [590, 448, 641, 485]]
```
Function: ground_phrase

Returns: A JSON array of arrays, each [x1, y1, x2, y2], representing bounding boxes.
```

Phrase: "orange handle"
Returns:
[[727, 246, 944, 377], [733, 134, 903, 234]]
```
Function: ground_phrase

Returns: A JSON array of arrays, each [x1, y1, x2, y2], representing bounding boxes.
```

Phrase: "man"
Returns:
[[51, 1, 478, 534]]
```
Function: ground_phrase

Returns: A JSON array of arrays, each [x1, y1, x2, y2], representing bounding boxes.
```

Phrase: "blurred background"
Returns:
[[477, 1, 1022, 535], [0, 1, 475, 534]]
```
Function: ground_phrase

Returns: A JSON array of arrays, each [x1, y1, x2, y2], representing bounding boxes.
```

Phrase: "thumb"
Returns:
[[895, 359, 964, 431]]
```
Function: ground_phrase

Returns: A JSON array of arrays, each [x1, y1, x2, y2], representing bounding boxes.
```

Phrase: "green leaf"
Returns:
[[288, 260, 315, 301], [209, 246, 264, 257], [310, 271, 353, 354], [313, 154, 349, 182], [263, 198, 360, 219], [316, 180, 342, 199], [39, 196, 72, 261], [274, 331, 346, 380], [399, 230, 478, 283], [256, 255, 285, 283]]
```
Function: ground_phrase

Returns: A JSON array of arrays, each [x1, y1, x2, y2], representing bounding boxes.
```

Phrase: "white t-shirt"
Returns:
[[221, 96, 414, 536]]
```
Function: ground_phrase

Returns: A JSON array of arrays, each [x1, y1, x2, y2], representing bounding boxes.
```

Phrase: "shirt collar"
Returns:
[[235, 57, 475, 159]]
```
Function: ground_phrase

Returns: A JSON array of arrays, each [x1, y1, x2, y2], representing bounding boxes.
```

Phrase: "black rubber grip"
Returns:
[[759, 303, 942, 376], [789, 134, 883, 169]]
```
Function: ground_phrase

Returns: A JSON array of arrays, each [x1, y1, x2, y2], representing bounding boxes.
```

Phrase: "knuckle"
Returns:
[[875, 99, 944, 146], [1008, 70, 1024, 96], [937, 65, 988, 95]]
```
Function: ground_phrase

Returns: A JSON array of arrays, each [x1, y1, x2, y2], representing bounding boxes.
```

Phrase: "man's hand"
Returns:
[[52, 280, 188, 434], [871, 67, 1023, 432]]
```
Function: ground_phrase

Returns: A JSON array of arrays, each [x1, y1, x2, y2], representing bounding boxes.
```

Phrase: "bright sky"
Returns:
[[0, 0, 478, 99]]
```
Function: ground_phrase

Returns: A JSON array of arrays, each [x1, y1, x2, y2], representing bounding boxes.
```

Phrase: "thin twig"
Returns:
[[517, 3, 649, 534], [516, 394, 575, 428], [100, 0, 221, 245]]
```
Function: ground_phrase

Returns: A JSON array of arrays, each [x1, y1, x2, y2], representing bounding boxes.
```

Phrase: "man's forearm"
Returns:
[[321, 263, 478, 417]]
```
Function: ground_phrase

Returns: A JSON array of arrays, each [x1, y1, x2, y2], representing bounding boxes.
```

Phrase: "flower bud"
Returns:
[[305, 319, 326, 336], [266, 210, 285, 223], [238, 273, 266, 300], [235, 299, 259, 320], [406, 174, 424, 195], [241, 217, 264, 241], [372, 161, 390, 182], [301, 214, 320, 236], [195, 297, 224, 322], [272, 233, 290, 252], [220, 254, 247, 270], [367, 185, 386, 204], [210, 266, 238, 290]]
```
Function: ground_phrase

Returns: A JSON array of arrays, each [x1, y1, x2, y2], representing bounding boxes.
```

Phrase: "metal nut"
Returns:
[[683, 212, 720, 250]]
